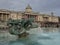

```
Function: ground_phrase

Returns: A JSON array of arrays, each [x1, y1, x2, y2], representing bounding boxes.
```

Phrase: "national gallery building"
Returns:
[[0, 5, 60, 29]]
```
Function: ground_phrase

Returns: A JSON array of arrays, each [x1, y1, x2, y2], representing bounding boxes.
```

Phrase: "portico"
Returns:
[[0, 13, 10, 21]]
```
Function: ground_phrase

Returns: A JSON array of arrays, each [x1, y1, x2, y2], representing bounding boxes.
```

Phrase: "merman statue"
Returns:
[[7, 18, 38, 38]]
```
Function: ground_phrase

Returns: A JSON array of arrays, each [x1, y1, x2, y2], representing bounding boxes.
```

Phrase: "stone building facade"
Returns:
[[0, 4, 60, 29]]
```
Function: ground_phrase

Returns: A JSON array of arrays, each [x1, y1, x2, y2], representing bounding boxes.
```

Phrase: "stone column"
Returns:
[[1, 13, 3, 21], [6, 15, 7, 21], [16, 14, 18, 19], [8, 14, 11, 19], [0, 14, 1, 20]]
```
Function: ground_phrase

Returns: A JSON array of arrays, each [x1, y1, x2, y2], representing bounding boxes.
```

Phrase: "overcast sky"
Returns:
[[0, 0, 60, 16]]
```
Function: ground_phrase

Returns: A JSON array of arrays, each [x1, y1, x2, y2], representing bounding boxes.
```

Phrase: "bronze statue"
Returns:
[[7, 18, 38, 38]]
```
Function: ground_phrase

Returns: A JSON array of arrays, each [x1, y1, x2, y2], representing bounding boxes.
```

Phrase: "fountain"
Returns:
[[0, 18, 60, 45], [0, 21, 60, 45], [7, 18, 38, 38]]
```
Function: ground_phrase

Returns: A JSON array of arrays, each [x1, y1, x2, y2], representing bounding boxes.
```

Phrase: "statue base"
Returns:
[[18, 32, 29, 38]]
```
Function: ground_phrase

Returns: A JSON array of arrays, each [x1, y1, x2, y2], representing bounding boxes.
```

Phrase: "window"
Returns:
[[43, 17, 49, 22]]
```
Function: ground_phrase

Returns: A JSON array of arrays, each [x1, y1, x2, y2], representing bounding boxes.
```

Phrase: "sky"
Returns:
[[0, 0, 60, 16]]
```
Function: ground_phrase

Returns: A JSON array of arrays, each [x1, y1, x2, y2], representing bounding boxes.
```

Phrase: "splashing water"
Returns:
[[0, 28, 60, 45]]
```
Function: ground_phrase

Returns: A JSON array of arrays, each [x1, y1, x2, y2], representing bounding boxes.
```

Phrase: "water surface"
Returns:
[[0, 28, 60, 45]]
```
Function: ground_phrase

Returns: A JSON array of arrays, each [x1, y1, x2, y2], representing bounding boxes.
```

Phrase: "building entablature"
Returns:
[[22, 11, 39, 15], [0, 9, 10, 14]]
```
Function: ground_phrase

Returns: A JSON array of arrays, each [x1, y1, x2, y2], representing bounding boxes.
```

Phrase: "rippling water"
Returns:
[[0, 28, 60, 45]]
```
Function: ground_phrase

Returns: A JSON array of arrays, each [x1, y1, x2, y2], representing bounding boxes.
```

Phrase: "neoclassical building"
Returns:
[[0, 4, 60, 28]]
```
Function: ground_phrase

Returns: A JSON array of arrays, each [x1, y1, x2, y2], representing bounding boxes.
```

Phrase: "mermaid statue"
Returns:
[[7, 18, 38, 38]]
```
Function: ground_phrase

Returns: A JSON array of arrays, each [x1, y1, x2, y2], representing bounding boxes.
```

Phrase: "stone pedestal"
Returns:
[[18, 32, 29, 38]]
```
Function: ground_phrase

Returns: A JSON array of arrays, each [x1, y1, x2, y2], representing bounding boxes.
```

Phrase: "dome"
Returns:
[[26, 4, 32, 9]]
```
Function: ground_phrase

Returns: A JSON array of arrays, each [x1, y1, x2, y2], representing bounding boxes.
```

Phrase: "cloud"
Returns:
[[0, 0, 60, 16], [0, 0, 10, 9], [41, 0, 60, 11]]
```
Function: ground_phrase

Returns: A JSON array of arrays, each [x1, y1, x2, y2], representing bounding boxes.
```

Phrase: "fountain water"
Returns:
[[0, 18, 60, 45], [0, 27, 60, 45]]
